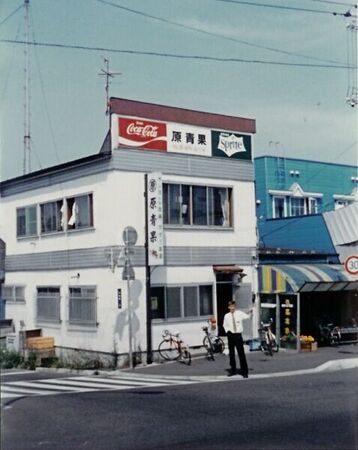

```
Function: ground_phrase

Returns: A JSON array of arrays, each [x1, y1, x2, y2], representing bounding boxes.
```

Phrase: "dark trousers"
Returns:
[[227, 332, 248, 375]]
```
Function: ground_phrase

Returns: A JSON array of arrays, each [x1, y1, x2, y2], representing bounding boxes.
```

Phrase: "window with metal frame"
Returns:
[[66, 194, 93, 230], [272, 196, 286, 218], [36, 287, 61, 323], [151, 284, 213, 320], [69, 286, 97, 326], [40, 200, 64, 234], [2, 285, 25, 303], [16, 205, 37, 237], [163, 183, 232, 227]]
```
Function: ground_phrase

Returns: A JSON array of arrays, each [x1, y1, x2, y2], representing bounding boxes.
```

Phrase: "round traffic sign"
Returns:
[[122, 226, 138, 246], [344, 255, 358, 276]]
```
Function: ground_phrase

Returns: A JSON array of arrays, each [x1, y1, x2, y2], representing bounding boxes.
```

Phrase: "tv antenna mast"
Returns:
[[98, 58, 121, 116], [23, 0, 31, 174]]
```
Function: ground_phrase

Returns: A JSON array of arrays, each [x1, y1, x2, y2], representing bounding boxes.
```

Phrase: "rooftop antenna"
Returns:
[[23, 0, 31, 174], [98, 58, 121, 117]]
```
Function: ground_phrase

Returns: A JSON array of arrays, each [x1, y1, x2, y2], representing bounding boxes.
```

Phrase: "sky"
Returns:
[[0, 0, 357, 181]]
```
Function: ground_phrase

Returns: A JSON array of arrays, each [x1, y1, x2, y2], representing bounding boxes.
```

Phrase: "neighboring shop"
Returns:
[[258, 263, 358, 350]]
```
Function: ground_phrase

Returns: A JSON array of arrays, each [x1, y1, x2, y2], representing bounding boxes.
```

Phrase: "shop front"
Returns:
[[258, 264, 358, 351]]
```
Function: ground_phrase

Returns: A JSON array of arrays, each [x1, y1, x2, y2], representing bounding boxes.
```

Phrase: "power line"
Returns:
[[0, 39, 355, 69], [308, 0, 357, 7], [213, 0, 351, 16], [96, 0, 346, 66], [0, 3, 23, 27], [30, 13, 61, 165]]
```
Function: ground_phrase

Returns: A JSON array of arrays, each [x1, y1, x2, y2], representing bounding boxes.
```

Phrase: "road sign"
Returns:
[[122, 226, 138, 247], [344, 255, 358, 276]]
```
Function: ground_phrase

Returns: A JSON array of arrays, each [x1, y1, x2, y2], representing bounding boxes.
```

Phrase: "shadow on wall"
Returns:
[[113, 280, 142, 358]]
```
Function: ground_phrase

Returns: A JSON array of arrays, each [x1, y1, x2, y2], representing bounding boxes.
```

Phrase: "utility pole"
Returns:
[[344, 6, 357, 107], [23, 0, 31, 174], [98, 58, 121, 117]]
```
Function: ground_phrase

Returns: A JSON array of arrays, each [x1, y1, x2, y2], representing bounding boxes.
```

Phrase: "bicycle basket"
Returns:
[[161, 329, 171, 340]]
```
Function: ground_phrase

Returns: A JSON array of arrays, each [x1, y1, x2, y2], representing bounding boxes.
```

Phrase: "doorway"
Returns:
[[216, 273, 233, 336]]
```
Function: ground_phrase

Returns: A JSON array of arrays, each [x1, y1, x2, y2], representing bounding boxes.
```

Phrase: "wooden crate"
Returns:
[[300, 341, 317, 352], [26, 336, 55, 350]]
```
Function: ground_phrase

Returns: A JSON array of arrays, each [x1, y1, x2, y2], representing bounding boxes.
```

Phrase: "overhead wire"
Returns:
[[30, 12, 61, 165], [0, 3, 23, 27], [213, 0, 352, 16], [1, 22, 22, 103], [96, 0, 346, 66], [0, 39, 354, 69], [308, 0, 357, 7]]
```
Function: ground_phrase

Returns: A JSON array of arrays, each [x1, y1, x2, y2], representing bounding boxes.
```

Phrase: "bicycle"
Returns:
[[258, 319, 279, 356], [158, 330, 191, 365], [317, 322, 341, 346], [202, 325, 225, 361]]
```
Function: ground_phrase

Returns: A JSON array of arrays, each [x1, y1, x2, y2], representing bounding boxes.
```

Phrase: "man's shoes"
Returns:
[[242, 373, 249, 379], [227, 370, 237, 377]]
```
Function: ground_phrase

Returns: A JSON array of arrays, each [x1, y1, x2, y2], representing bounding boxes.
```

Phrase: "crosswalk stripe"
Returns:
[[1, 385, 66, 396], [110, 375, 195, 385], [0, 374, 200, 401], [64, 377, 149, 386]]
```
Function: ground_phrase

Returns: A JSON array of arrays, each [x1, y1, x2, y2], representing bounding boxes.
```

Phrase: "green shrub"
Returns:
[[0, 349, 24, 369]]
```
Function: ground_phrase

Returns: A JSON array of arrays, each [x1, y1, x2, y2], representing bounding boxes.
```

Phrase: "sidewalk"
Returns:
[[126, 344, 358, 378]]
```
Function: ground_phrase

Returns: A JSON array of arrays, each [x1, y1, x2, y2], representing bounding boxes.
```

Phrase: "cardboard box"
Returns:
[[300, 341, 317, 352]]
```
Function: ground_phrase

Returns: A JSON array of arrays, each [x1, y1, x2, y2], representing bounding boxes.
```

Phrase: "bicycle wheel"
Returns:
[[215, 337, 225, 353], [203, 336, 215, 360], [267, 339, 273, 356], [158, 339, 181, 361], [271, 339, 279, 353], [181, 349, 191, 366]]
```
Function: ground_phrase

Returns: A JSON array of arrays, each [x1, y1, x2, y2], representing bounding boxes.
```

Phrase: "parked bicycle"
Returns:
[[317, 322, 341, 346], [158, 329, 191, 365], [202, 323, 225, 361], [258, 319, 279, 356]]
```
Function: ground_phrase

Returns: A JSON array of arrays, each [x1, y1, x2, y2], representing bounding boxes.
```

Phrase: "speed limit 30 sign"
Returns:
[[344, 255, 358, 276]]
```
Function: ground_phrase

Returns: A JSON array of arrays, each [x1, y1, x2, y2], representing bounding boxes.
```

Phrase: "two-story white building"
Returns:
[[0, 98, 257, 366]]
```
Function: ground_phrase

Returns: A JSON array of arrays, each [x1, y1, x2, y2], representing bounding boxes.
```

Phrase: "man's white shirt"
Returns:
[[223, 310, 250, 334]]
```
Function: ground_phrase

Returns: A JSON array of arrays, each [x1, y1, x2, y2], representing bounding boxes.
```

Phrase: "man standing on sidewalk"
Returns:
[[223, 300, 252, 378]]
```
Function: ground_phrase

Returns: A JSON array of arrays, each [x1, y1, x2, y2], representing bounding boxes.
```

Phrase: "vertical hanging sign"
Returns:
[[147, 172, 164, 266]]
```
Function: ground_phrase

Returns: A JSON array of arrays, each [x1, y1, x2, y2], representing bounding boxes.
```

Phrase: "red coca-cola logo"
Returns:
[[118, 117, 167, 151]]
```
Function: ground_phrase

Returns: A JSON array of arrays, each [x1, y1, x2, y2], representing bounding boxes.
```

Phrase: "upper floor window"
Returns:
[[40, 200, 64, 234], [290, 198, 305, 217], [2, 285, 25, 303], [273, 196, 285, 219], [163, 183, 232, 228], [16, 206, 37, 237], [66, 194, 93, 230]]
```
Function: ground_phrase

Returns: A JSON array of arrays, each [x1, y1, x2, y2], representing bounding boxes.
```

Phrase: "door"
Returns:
[[216, 274, 233, 336]]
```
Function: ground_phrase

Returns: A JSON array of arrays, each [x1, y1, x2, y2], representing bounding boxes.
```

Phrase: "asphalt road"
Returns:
[[1, 368, 357, 450]]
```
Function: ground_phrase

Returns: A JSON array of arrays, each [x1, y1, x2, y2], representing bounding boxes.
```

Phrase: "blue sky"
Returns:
[[0, 0, 357, 180]]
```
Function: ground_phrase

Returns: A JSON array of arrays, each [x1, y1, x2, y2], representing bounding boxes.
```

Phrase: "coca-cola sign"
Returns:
[[118, 117, 167, 151]]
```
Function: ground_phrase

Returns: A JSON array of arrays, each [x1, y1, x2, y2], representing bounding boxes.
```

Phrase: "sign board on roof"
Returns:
[[111, 114, 252, 160]]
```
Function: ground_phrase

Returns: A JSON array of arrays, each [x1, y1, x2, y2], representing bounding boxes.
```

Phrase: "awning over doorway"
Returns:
[[258, 264, 357, 293], [213, 265, 246, 276]]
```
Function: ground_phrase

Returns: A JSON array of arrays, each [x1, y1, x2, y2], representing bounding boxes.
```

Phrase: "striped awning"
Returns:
[[258, 264, 357, 293]]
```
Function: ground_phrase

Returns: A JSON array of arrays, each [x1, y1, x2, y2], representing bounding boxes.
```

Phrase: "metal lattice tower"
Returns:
[[23, 0, 31, 174]]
